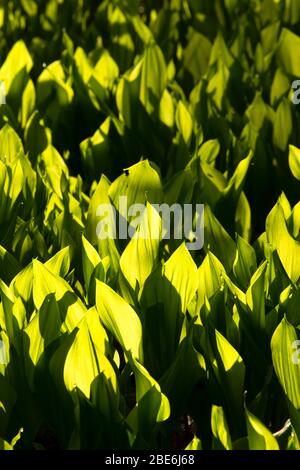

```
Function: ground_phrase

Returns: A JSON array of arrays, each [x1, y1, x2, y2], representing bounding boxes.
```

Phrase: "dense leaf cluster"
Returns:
[[0, 0, 300, 450]]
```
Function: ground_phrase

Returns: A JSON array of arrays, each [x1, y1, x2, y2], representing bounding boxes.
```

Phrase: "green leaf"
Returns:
[[185, 436, 202, 450], [0, 245, 21, 284], [0, 279, 25, 352], [160, 334, 206, 420], [20, 0, 37, 16], [0, 438, 13, 450], [93, 50, 119, 89], [37, 60, 74, 123], [266, 202, 300, 283], [245, 261, 268, 332], [109, 160, 163, 220], [235, 193, 252, 243], [203, 328, 245, 435], [19, 78, 36, 128], [273, 98, 292, 151], [183, 31, 211, 82], [276, 28, 300, 76], [159, 89, 174, 128], [204, 205, 236, 272], [233, 235, 257, 289], [245, 405, 279, 450], [86, 175, 120, 277], [32, 260, 86, 332], [82, 234, 102, 293], [196, 252, 226, 315], [211, 405, 232, 450], [207, 59, 230, 110], [64, 315, 118, 400], [270, 68, 290, 107], [23, 294, 61, 388], [126, 353, 170, 445], [141, 244, 198, 373], [271, 317, 300, 410], [39, 145, 68, 199], [45, 247, 71, 278], [0, 40, 33, 92], [24, 111, 51, 163], [164, 169, 194, 206], [176, 101, 193, 146], [96, 281, 143, 362], [116, 42, 167, 119], [108, 6, 134, 71], [289, 145, 300, 181], [198, 139, 220, 165], [120, 202, 161, 293], [223, 153, 252, 201], [0, 124, 23, 164], [10, 429, 23, 448], [140, 43, 167, 113], [79, 117, 111, 178]]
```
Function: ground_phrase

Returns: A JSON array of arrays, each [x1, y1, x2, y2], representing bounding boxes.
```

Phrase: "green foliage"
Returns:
[[0, 0, 300, 451]]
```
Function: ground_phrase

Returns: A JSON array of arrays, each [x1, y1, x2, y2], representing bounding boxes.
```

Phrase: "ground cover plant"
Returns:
[[1, 0, 300, 450]]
